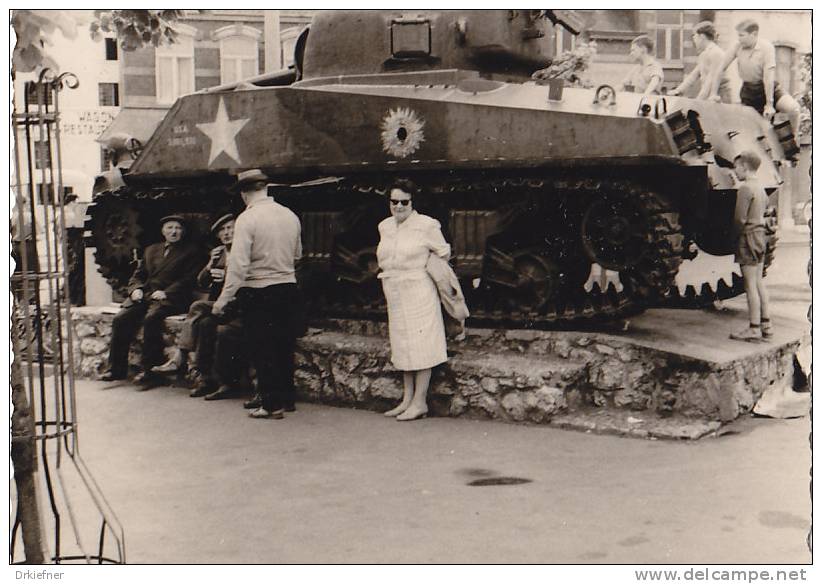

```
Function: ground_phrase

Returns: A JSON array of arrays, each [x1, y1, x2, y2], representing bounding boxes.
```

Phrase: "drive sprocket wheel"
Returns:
[[667, 229, 778, 306], [88, 189, 143, 293]]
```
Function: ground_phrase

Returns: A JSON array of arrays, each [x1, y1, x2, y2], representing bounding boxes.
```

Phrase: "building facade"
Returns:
[[13, 10, 121, 205], [100, 10, 313, 148], [575, 9, 811, 101]]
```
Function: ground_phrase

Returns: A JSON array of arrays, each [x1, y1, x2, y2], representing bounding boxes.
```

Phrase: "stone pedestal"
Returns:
[[68, 310, 805, 438]]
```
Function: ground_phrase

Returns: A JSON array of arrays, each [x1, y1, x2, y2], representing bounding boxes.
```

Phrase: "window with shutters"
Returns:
[[554, 24, 576, 56], [215, 25, 261, 84], [25, 81, 53, 108], [34, 140, 51, 170], [280, 27, 303, 68], [100, 146, 112, 172], [654, 10, 684, 64], [35, 183, 55, 205], [155, 31, 195, 105], [774, 44, 796, 94], [98, 82, 120, 107]]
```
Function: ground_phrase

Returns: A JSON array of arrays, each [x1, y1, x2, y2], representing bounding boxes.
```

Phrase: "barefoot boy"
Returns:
[[729, 150, 772, 342]]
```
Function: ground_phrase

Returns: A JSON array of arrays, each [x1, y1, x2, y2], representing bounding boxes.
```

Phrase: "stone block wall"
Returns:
[[294, 320, 799, 424], [71, 307, 183, 378], [69, 310, 800, 426]]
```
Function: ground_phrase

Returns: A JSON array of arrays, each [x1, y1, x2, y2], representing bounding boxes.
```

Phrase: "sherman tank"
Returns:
[[89, 9, 794, 327]]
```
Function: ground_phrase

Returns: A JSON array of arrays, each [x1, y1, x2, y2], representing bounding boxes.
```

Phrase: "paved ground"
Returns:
[[21, 229, 812, 565], [64, 380, 811, 564]]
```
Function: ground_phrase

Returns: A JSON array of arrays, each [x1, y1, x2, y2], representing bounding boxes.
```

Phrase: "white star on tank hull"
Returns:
[[196, 97, 251, 166]]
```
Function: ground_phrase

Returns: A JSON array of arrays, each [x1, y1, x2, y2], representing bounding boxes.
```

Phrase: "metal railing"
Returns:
[[10, 68, 126, 565]]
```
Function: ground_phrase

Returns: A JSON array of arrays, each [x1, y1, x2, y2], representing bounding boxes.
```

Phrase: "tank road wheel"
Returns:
[[332, 245, 384, 310], [482, 244, 564, 317], [513, 254, 560, 313]]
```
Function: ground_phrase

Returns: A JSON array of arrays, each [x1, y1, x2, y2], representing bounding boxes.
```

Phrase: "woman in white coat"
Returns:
[[377, 179, 450, 421]]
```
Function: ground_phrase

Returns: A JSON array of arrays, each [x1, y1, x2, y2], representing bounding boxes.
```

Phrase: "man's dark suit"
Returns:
[[108, 241, 204, 377]]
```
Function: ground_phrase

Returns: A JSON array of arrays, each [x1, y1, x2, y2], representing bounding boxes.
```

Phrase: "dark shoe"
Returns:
[[730, 326, 763, 342], [204, 385, 234, 401], [101, 371, 126, 382], [133, 371, 163, 390], [243, 394, 262, 410], [190, 385, 212, 398], [284, 402, 296, 413]]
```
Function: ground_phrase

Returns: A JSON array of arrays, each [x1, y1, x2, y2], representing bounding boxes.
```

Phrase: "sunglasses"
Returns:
[[390, 199, 412, 206]]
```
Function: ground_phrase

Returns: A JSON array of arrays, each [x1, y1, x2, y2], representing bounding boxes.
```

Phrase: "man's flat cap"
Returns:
[[210, 213, 235, 234], [160, 214, 186, 227]]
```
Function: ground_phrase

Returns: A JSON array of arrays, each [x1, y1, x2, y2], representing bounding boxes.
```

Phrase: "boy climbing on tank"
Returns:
[[729, 150, 772, 342], [620, 35, 664, 95]]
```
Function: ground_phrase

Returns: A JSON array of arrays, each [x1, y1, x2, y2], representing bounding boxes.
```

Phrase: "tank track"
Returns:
[[87, 185, 238, 296], [89, 176, 690, 328], [321, 175, 684, 327]]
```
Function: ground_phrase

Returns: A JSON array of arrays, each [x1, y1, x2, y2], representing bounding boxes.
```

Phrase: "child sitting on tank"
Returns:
[[729, 150, 772, 342]]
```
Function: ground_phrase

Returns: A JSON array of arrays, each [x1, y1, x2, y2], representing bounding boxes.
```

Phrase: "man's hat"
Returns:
[[210, 213, 235, 234], [230, 168, 268, 192], [160, 214, 186, 228]]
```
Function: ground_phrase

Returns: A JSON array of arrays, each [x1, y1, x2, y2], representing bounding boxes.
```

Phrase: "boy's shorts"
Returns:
[[735, 228, 767, 266], [740, 81, 786, 115]]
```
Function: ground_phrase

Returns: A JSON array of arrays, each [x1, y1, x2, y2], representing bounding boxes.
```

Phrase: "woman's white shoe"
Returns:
[[396, 405, 428, 421], [384, 402, 411, 417]]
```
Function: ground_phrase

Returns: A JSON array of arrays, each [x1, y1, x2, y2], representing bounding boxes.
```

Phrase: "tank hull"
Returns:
[[91, 10, 790, 325], [130, 77, 783, 191]]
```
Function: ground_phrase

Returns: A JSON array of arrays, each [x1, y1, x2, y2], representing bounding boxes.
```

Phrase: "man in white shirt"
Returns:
[[213, 169, 303, 419]]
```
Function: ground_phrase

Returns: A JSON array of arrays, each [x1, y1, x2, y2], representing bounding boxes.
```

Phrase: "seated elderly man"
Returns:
[[101, 215, 204, 388], [152, 213, 248, 400]]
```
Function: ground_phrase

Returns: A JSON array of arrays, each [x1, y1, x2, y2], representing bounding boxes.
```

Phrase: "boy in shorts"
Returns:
[[729, 150, 772, 342]]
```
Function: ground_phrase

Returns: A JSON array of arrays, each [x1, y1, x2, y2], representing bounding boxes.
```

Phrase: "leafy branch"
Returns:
[[532, 41, 598, 87], [90, 10, 185, 51], [11, 10, 79, 73]]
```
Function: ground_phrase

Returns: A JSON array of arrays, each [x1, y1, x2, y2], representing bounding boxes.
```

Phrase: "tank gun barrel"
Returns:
[[198, 66, 297, 94]]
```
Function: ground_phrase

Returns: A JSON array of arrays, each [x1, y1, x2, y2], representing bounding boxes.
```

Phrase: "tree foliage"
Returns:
[[89, 10, 184, 51], [12, 9, 186, 74], [796, 53, 811, 135], [11, 10, 80, 73]]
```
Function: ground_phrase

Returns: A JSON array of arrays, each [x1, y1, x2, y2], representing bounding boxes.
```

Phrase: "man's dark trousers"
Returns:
[[238, 284, 298, 411], [109, 301, 178, 377], [212, 319, 246, 386]]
